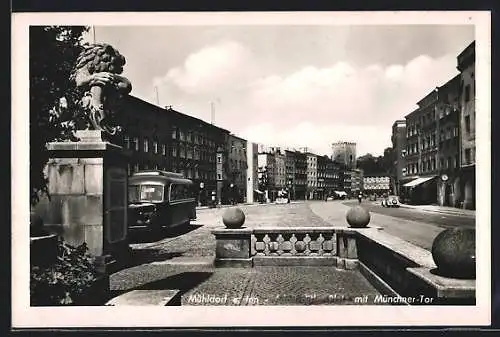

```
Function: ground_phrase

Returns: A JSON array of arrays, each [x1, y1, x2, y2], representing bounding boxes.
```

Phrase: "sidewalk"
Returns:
[[196, 201, 303, 210], [399, 203, 476, 218], [109, 260, 381, 306]]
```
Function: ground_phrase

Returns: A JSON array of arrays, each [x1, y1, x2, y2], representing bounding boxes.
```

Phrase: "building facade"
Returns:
[[275, 150, 286, 190], [285, 150, 297, 200], [118, 96, 231, 206], [350, 169, 364, 195], [391, 120, 407, 195], [226, 134, 249, 203], [457, 41, 476, 209], [435, 75, 461, 207], [332, 141, 357, 169], [257, 152, 275, 201], [363, 176, 391, 195], [294, 151, 307, 200], [403, 88, 440, 205], [306, 153, 318, 199]]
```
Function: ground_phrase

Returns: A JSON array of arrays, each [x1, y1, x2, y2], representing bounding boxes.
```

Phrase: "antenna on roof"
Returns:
[[154, 86, 160, 105], [210, 101, 215, 125]]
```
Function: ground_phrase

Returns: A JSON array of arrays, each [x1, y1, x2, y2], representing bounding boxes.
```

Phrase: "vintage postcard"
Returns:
[[12, 11, 491, 328]]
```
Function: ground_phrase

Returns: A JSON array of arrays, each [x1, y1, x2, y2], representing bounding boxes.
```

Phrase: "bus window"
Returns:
[[128, 185, 140, 202], [170, 183, 189, 201], [138, 185, 164, 202]]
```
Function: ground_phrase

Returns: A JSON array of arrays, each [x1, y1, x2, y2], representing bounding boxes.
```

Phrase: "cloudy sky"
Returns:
[[86, 24, 474, 156]]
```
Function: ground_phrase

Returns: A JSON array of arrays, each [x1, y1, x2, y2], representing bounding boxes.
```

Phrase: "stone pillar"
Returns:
[[212, 228, 252, 267], [246, 141, 255, 204], [335, 228, 359, 270], [453, 177, 461, 208], [463, 179, 474, 210], [40, 130, 130, 273], [437, 180, 446, 206]]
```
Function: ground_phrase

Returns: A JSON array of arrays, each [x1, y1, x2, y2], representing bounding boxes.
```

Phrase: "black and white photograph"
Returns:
[[12, 11, 491, 328]]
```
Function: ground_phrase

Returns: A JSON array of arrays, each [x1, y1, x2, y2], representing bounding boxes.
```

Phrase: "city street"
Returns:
[[343, 200, 475, 229]]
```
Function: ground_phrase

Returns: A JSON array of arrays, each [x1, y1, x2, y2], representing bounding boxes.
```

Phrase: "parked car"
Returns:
[[382, 195, 400, 208]]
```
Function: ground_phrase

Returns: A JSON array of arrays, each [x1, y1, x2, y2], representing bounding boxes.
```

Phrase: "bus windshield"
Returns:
[[129, 184, 164, 203]]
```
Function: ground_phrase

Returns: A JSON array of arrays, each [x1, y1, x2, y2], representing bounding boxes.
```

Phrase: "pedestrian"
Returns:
[[358, 192, 363, 204]]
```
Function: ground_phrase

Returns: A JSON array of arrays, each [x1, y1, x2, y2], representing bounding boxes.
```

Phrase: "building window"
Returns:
[[143, 138, 149, 152], [179, 130, 185, 141], [134, 163, 139, 172], [153, 140, 158, 154], [172, 128, 177, 139], [217, 154, 222, 163], [172, 146, 177, 157], [465, 149, 471, 164], [124, 136, 130, 149], [465, 84, 471, 102], [162, 144, 166, 156], [465, 115, 471, 134], [217, 173, 222, 180], [133, 137, 139, 151]]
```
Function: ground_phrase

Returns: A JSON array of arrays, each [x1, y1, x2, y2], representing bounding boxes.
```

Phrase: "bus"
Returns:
[[127, 170, 197, 232]]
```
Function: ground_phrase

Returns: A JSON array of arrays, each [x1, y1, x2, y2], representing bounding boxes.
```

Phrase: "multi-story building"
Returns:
[[350, 169, 364, 195], [435, 75, 461, 207], [457, 41, 476, 209], [306, 152, 318, 199], [403, 88, 440, 205], [332, 141, 357, 169], [391, 120, 407, 195], [226, 134, 249, 203], [274, 149, 286, 190], [285, 150, 297, 200], [118, 95, 230, 206], [294, 151, 307, 200], [363, 175, 391, 195], [257, 152, 275, 201], [317, 155, 327, 200], [342, 170, 352, 195]]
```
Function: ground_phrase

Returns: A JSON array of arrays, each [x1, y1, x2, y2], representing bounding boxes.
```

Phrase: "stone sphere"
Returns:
[[222, 207, 246, 229], [431, 228, 475, 279], [346, 206, 371, 228]]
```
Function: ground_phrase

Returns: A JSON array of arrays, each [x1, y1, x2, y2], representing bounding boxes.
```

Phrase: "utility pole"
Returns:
[[154, 86, 160, 105], [210, 101, 215, 125]]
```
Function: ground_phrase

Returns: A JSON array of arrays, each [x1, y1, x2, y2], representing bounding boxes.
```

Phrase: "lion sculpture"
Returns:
[[70, 43, 132, 136]]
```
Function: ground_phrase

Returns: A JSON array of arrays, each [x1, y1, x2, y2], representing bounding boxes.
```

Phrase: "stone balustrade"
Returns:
[[213, 226, 378, 269], [212, 225, 476, 304]]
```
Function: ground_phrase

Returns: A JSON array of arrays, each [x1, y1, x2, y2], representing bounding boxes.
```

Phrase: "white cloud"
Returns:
[[151, 39, 461, 157], [154, 40, 254, 95], [237, 53, 460, 156]]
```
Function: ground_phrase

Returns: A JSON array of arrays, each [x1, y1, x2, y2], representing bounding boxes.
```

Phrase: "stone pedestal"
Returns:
[[336, 228, 359, 270], [38, 130, 130, 273], [212, 228, 252, 267]]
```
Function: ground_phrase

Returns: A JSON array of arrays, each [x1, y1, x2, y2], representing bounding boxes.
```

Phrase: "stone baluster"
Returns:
[[294, 232, 307, 255], [308, 232, 321, 256], [267, 232, 280, 256], [254, 233, 266, 256], [321, 232, 335, 256], [280, 233, 293, 255]]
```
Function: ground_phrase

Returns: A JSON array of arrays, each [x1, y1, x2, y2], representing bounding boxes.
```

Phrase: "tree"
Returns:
[[30, 26, 89, 206]]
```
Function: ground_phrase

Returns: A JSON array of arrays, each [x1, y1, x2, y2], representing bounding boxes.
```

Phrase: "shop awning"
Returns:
[[403, 176, 436, 187]]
